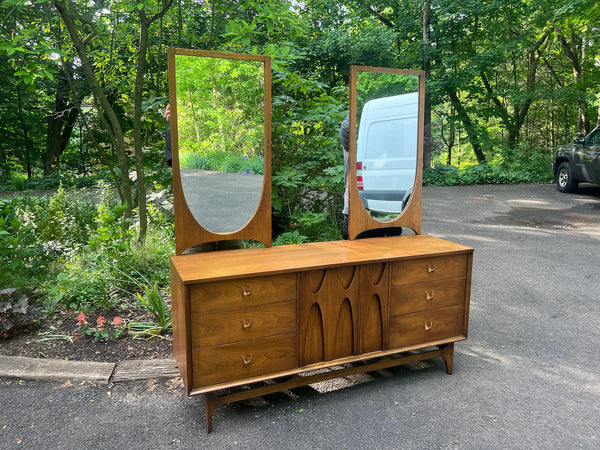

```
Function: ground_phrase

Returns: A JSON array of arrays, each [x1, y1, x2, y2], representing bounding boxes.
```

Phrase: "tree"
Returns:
[[132, 1, 173, 241], [52, 0, 133, 219], [552, 0, 600, 134]]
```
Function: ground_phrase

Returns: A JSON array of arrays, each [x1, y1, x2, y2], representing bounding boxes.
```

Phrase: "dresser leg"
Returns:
[[204, 393, 218, 433], [440, 343, 454, 374]]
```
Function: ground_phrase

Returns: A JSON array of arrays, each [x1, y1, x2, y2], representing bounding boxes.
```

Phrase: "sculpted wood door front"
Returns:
[[298, 267, 360, 365], [298, 263, 390, 365]]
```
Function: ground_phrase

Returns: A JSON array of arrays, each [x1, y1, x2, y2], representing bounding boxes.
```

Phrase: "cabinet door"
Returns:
[[359, 262, 389, 354], [298, 267, 360, 365]]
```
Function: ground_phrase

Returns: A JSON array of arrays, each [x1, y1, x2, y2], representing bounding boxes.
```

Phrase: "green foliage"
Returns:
[[423, 162, 552, 187], [269, 65, 347, 242], [180, 149, 264, 174], [273, 230, 307, 245], [1, 188, 174, 313], [133, 282, 172, 338]]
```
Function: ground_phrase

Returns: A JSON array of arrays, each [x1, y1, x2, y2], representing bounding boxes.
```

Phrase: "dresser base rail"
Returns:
[[203, 343, 453, 433]]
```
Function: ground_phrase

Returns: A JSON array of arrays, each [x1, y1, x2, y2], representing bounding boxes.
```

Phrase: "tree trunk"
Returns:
[[53, 0, 133, 220], [556, 27, 591, 135], [134, 17, 151, 242], [133, 2, 173, 242], [422, 1, 432, 170], [447, 89, 487, 165], [480, 28, 551, 151], [43, 70, 78, 175]]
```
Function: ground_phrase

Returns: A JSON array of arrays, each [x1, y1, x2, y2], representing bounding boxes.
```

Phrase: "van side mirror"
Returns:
[[574, 136, 585, 144]]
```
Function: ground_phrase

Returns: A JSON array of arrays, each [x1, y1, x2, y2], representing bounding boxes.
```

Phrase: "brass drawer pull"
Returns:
[[241, 318, 252, 329], [241, 285, 252, 297], [241, 353, 253, 365], [427, 263, 436, 273], [425, 290, 434, 302], [424, 321, 433, 331]]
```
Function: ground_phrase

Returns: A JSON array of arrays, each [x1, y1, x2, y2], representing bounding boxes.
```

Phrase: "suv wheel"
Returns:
[[557, 161, 578, 193]]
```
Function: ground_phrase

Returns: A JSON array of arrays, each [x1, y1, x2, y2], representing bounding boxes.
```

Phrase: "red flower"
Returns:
[[77, 312, 88, 326], [97, 315, 106, 329], [111, 317, 124, 328]]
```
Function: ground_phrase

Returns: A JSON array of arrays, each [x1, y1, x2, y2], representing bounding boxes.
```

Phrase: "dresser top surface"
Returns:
[[170, 234, 473, 284]]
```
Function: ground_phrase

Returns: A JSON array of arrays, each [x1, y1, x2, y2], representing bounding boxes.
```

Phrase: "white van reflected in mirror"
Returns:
[[356, 91, 418, 215]]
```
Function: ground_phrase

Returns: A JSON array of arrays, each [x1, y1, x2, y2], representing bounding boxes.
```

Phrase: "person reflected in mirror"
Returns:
[[339, 116, 402, 240], [164, 104, 172, 167], [339, 116, 350, 239]]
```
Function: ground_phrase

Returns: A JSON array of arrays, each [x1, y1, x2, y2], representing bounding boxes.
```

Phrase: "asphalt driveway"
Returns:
[[1, 183, 599, 449]]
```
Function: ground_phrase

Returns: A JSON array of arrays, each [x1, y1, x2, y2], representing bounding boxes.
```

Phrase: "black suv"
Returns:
[[554, 126, 600, 192]]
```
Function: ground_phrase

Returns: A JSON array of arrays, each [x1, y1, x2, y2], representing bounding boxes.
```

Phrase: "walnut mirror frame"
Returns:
[[348, 65, 425, 240], [167, 48, 272, 254]]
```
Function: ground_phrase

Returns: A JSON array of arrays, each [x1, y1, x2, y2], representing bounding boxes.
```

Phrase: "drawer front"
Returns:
[[191, 300, 296, 349], [390, 278, 466, 315], [192, 334, 297, 388], [389, 305, 465, 349], [392, 254, 467, 286], [190, 273, 297, 314]]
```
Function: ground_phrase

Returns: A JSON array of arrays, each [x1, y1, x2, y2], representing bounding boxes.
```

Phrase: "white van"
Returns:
[[356, 92, 418, 214]]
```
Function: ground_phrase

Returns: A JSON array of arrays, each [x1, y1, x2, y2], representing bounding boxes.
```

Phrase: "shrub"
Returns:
[[1, 185, 174, 314]]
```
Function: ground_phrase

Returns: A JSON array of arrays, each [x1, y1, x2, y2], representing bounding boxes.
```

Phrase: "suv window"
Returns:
[[588, 129, 600, 145]]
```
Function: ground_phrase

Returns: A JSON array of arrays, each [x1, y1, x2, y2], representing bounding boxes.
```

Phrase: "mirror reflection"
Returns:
[[355, 71, 419, 221], [175, 53, 265, 233]]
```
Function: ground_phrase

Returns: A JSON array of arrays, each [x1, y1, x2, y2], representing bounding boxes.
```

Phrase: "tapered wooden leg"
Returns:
[[204, 393, 218, 433], [440, 342, 454, 374]]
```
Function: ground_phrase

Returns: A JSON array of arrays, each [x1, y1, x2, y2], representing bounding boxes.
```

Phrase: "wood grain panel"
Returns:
[[359, 263, 389, 353], [333, 298, 354, 360], [170, 235, 473, 284], [190, 273, 296, 314], [299, 267, 360, 365], [389, 305, 465, 349], [299, 303, 325, 365], [390, 277, 466, 315], [170, 261, 191, 394], [360, 294, 384, 353], [391, 254, 467, 286], [192, 334, 297, 388], [191, 300, 296, 349]]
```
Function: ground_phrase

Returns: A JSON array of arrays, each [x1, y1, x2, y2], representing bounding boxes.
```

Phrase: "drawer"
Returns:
[[190, 273, 297, 314], [191, 300, 296, 348], [390, 278, 466, 315], [391, 254, 467, 286], [192, 333, 297, 388], [389, 305, 465, 349]]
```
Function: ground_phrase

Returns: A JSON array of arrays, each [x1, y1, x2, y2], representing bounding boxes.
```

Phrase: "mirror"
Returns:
[[348, 66, 424, 239], [168, 49, 272, 254], [355, 71, 419, 219]]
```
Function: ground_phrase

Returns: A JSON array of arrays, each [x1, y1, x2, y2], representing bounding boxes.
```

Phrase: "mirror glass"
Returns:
[[354, 70, 419, 221], [175, 53, 266, 233]]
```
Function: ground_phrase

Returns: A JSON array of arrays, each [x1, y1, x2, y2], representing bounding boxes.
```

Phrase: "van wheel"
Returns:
[[557, 161, 578, 193]]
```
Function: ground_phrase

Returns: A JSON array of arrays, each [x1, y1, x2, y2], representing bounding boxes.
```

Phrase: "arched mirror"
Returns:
[[348, 66, 425, 239], [168, 49, 271, 254]]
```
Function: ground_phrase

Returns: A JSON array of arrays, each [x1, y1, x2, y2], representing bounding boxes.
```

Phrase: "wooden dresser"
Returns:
[[170, 234, 473, 431], [168, 52, 473, 432]]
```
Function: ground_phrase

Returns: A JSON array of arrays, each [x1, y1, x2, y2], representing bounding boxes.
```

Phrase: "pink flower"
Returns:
[[77, 312, 88, 326], [111, 317, 124, 328]]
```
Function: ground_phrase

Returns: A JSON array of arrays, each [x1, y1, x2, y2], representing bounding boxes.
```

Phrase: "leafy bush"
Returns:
[[180, 149, 265, 175], [0, 172, 110, 192], [270, 68, 347, 243], [1, 186, 174, 314], [423, 161, 553, 186]]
